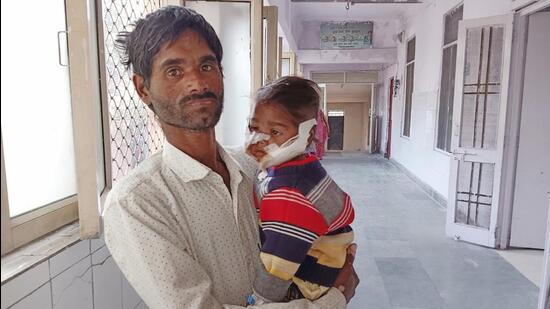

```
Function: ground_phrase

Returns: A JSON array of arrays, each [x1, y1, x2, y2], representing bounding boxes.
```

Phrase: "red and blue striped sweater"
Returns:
[[252, 154, 355, 301]]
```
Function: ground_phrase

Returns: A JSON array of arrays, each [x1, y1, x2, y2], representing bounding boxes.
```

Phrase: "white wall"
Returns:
[[187, 2, 252, 148], [1, 237, 146, 309], [384, 0, 514, 198]]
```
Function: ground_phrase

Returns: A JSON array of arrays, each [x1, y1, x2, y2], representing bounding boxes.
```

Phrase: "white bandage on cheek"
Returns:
[[258, 118, 317, 172]]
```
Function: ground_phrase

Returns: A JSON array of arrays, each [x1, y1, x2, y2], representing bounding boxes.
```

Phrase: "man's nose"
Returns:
[[186, 69, 209, 94]]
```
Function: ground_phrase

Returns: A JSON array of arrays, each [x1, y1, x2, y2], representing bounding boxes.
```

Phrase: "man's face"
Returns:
[[134, 29, 224, 130]]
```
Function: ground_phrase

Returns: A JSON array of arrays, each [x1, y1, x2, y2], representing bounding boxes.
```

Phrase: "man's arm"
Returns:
[[104, 190, 347, 309]]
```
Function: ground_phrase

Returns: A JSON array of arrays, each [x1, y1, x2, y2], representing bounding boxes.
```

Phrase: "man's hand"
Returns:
[[332, 244, 359, 303]]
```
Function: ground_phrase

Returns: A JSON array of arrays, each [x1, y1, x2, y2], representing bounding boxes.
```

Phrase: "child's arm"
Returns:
[[253, 188, 329, 302]]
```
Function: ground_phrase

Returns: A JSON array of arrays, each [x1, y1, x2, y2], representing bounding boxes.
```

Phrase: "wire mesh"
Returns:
[[101, 0, 164, 183]]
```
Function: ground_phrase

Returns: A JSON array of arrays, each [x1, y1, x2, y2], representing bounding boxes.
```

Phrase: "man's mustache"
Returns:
[[180, 92, 219, 105]]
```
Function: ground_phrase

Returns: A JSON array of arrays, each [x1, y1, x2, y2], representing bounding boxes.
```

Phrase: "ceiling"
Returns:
[[291, 0, 426, 20], [291, 0, 421, 2]]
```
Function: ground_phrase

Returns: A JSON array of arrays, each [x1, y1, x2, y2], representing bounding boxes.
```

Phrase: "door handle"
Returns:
[[57, 31, 69, 67]]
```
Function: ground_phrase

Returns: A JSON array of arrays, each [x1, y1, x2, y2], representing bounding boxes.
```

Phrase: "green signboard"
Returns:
[[320, 21, 373, 49]]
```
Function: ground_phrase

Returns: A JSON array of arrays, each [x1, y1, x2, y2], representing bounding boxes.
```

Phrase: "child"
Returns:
[[245, 76, 355, 305]]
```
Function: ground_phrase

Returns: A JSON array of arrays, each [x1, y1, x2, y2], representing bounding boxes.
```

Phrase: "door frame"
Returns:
[[446, 14, 514, 248], [498, 0, 550, 249], [385, 77, 394, 159]]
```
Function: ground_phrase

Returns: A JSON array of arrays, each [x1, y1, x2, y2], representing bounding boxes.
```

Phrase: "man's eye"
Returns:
[[271, 129, 282, 136], [167, 68, 183, 77], [248, 125, 258, 132], [202, 64, 213, 72]]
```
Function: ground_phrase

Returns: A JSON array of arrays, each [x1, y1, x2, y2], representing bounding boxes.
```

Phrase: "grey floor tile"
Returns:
[[321, 154, 539, 309], [376, 257, 443, 309]]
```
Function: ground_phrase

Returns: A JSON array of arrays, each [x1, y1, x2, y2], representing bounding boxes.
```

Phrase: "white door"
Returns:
[[446, 14, 514, 247], [510, 12, 550, 249]]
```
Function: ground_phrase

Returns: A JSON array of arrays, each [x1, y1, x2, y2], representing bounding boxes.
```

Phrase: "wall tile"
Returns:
[[49, 240, 90, 277], [10, 283, 52, 309], [1, 260, 49, 309], [92, 246, 122, 309], [51, 256, 93, 309]]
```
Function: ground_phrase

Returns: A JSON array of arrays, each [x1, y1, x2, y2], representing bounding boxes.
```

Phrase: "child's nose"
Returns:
[[256, 139, 269, 147]]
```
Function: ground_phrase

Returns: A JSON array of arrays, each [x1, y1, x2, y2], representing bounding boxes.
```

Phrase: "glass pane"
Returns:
[[187, 2, 251, 148], [102, 0, 163, 183], [1, 0, 76, 216], [459, 26, 504, 149], [282, 58, 291, 76], [403, 63, 414, 137], [455, 161, 495, 229], [444, 5, 463, 45], [406, 37, 416, 63], [437, 45, 457, 152]]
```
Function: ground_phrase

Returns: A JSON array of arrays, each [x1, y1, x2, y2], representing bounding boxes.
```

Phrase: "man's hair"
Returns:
[[116, 5, 223, 86], [255, 76, 320, 124]]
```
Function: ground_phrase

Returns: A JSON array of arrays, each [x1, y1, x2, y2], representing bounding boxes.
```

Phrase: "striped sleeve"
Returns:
[[254, 188, 328, 300], [328, 193, 355, 232]]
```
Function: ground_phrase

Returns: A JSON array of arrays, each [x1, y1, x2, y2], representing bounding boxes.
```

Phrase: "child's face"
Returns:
[[247, 101, 299, 162]]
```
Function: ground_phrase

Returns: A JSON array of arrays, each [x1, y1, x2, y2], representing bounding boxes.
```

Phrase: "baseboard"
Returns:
[[389, 158, 448, 209]]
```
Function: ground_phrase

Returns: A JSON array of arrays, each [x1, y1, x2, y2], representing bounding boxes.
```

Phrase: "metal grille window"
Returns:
[[101, 0, 164, 183], [436, 5, 463, 152], [402, 37, 415, 137]]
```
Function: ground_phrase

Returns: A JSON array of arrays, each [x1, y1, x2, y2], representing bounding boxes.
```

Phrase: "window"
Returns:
[[0, 0, 163, 255], [1, 0, 79, 254], [402, 37, 415, 137], [101, 0, 164, 183], [436, 5, 463, 152]]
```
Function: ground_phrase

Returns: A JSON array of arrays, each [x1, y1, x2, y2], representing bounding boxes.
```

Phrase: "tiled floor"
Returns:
[[321, 153, 539, 309]]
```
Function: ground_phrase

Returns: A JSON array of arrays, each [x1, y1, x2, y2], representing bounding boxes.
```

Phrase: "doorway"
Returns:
[[509, 11, 550, 250], [327, 110, 344, 151]]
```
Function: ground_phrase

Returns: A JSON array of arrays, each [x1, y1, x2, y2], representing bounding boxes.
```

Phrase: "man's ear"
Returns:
[[132, 74, 153, 108]]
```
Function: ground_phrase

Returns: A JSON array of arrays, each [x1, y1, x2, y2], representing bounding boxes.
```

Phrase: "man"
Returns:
[[103, 6, 358, 308]]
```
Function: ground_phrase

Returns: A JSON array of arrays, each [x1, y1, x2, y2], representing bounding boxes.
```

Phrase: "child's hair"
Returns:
[[255, 76, 320, 125]]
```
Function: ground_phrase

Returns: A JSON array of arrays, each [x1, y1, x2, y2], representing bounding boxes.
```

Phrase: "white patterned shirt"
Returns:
[[103, 141, 347, 309]]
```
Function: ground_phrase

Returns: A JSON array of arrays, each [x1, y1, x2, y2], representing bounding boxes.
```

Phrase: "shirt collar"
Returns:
[[162, 141, 244, 184]]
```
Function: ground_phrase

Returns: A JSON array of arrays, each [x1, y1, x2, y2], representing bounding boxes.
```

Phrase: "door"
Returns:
[[263, 5, 278, 85], [327, 110, 344, 151], [446, 14, 514, 247], [368, 84, 375, 153], [183, 0, 262, 147], [385, 78, 394, 158], [510, 12, 550, 249]]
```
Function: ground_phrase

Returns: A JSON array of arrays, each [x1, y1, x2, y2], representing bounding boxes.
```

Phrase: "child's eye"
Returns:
[[271, 129, 282, 136]]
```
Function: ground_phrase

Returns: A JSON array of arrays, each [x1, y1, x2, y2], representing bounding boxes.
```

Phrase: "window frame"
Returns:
[[401, 36, 416, 138], [281, 51, 297, 76], [1, 0, 105, 256], [434, 3, 464, 154]]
